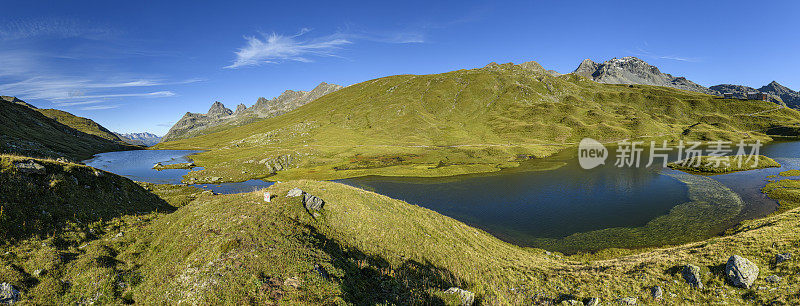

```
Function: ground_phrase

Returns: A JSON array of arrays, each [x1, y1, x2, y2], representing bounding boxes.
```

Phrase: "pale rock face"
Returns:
[[571, 56, 713, 94], [725, 255, 759, 289]]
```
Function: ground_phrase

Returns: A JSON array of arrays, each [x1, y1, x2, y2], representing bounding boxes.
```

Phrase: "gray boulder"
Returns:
[[303, 193, 325, 211], [443, 287, 475, 306], [726, 255, 759, 289], [651, 285, 663, 300], [585, 298, 600, 306], [682, 264, 704, 289], [13, 160, 44, 174], [286, 188, 304, 197], [617, 297, 637, 305], [776, 253, 791, 264], [0, 283, 20, 304], [765, 275, 782, 283]]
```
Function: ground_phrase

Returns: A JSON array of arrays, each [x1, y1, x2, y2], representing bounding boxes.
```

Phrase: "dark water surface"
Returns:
[[339, 141, 800, 252]]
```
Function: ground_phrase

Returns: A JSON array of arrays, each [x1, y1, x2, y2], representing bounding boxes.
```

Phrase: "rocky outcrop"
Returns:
[[0, 283, 21, 304], [572, 57, 713, 94], [303, 193, 325, 211], [161, 82, 342, 142], [725, 255, 759, 288], [682, 264, 704, 288], [775, 252, 791, 264], [443, 287, 475, 306], [259, 154, 296, 174], [13, 160, 45, 174], [286, 187, 304, 197]]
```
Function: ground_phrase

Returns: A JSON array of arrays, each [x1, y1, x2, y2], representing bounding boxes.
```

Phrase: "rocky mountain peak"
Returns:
[[571, 56, 712, 94], [207, 101, 233, 117], [235, 103, 247, 113]]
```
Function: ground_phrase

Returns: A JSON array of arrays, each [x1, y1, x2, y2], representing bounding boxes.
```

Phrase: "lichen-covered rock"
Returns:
[[286, 187, 304, 197], [765, 274, 782, 283], [651, 285, 663, 300], [303, 193, 325, 211], [0, 283, 21, 304], [617, 297, 637, 305], [682, 264, 704, 289], [585, 298, 600, 306], [444, 287, 474, 306], [13, 160, 45, 174], [776, 252, 791, 264], [725, 255, 759, 289]]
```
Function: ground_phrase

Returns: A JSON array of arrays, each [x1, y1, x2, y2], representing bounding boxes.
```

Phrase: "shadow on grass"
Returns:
[[303, 223, 466, 305]]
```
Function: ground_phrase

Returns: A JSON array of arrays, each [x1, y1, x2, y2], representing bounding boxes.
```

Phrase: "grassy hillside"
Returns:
[[156, 62, 800, 182], [36, 108, 126, 143], [4, 179, 797, 304], [0, 98, 139, 161]]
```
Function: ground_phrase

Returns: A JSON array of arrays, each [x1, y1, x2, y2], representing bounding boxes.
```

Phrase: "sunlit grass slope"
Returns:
[[156, 62, 800, 182], [668, 155, 781, 174]]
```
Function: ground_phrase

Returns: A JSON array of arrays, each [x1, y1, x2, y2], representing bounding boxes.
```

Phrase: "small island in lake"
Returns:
[[667, 155, 780, 174]]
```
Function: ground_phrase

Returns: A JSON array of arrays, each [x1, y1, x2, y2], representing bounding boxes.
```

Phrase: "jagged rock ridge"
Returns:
[[161, 82, 343, 141], [572, 56, 714, 94]]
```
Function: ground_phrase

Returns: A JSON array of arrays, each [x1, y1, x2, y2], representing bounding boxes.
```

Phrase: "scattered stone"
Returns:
[[776, 253, 791, 264], [726, 255, 759, 289], [682, 264, 704, 289], [286, 187, 304, 197], [33, 269, 44, 277], [153, 162, 163, 169], [303, 193, 325, 211], [0, 283, 20, 304], [585, 298, 600, 306], [210, 177, 222, 182], [13, 160, 45, 174], [55, 157, 70, 163], [561, 300, 583, 305], [617, 297, 637, 305], [443, 287, 475, 306], [765, 275, 782, 283], [284, 277, 301, 289], [93, 170, 103, 177], [651, 285, 663, 300]]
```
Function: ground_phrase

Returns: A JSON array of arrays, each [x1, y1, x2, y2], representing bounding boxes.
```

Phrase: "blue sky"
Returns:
[[1, 0, 799, 135]]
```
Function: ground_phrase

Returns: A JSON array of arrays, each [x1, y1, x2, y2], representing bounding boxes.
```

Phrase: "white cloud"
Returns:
[[54, 91, 175, 100], [80, 104, 121, 110], [633, 47, 700, 63], [225, 30, 352, 68]]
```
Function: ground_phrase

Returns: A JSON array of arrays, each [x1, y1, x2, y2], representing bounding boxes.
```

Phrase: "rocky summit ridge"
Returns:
[[161, 82, 343, 141]]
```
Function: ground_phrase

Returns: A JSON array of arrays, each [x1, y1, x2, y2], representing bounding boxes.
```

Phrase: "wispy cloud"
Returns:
[[0, 18, 113, 41], [225, 29, 352, 68], [80, 104, 121, 111], [224, 27, 429, 69], [632, 47, 701, 63]]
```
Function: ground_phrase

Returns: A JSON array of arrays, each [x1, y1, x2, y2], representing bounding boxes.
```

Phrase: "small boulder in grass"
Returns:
[[726, 255, 759, 289], [0, 283, 21, 304], [286, 187, 304, 197], [303, 193, 325, 211]]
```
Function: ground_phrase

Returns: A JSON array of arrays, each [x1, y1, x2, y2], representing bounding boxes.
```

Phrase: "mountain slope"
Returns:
[[759, 81, 800, 108], [572, 57, 714, 94], [156, 62, 800, 182], [116, 132, 162, 146], [161, 82, 343, 141], [0, 97, 139, 160]]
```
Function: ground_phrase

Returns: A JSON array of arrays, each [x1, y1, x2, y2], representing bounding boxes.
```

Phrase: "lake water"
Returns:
[[340, 141, 800, 253], [83, 150, 274, 192], [84, 141, 800, 253]]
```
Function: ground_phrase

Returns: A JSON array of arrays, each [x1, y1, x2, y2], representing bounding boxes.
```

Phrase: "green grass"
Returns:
[[667, 155, 780, 174], [0, 99, 139, 161], [153, 162, 197, 170], [762, 179, 800, 214], [155, 63, 800, 182], [2, 170, 800, 304], [779, 169, 800, 177]]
